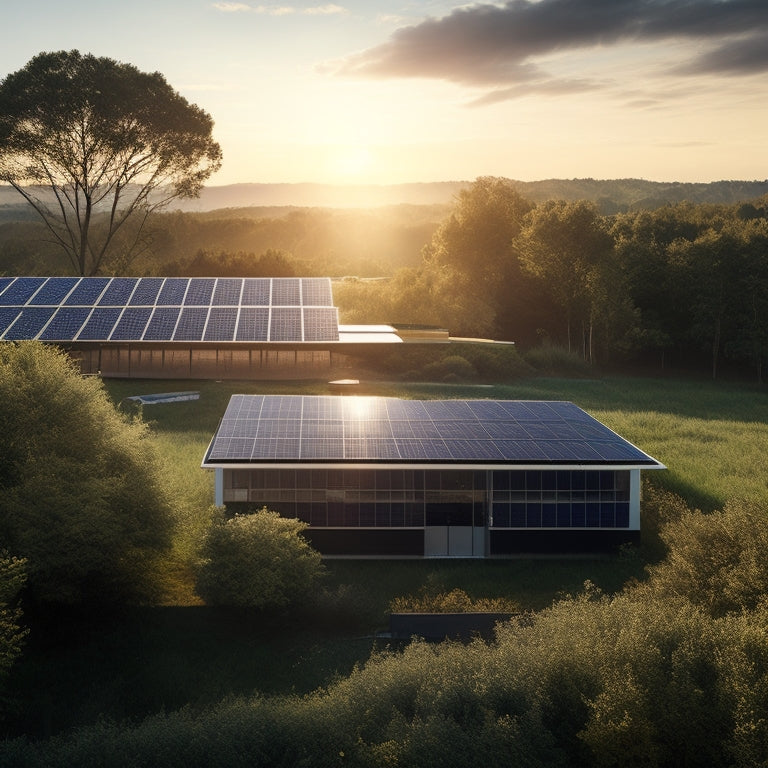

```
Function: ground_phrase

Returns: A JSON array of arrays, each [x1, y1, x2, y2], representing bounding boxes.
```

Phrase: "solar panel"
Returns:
[[235, 307, 269, 341], [156, 278, 189, 305], [212, 278, 243, 306], [0, 277, 46, 305], [110, 308, 152, 340], [174, 307, 208, 341], [270, 307, 302, 342], [39, 307, 92, 340], [65, 277, 110, 305], [129, 277, 164, 306], [183, 278, 215, 305], [242, 279, 270, 306], [203, 396, 664, 467], [77, 307, 123, 340], [3, 307, 56, 339], [203, 308, 238, 342], [29, 277, 79, 305], [1, 276, 339, 344], [303, 307, 339, 341], [271, 278, 300, 306], [98, 278, 138, 305], [0, 307, 21, 336], [143, 307, 181, 341]]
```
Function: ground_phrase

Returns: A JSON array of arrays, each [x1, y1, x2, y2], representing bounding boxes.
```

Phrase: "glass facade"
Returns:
[[223, 468, 631, 530]]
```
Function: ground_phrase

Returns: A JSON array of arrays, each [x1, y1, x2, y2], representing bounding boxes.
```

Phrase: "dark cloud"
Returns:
[[676, 31, 768, 75], [325, 0, 768, 97]]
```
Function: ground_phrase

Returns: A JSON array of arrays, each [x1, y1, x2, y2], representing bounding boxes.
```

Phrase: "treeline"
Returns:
[[336, 178, 768, 379], [0, 205, 447, 278]]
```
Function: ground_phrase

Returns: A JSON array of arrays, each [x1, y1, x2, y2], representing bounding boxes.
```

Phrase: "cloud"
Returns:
[[324, 0, 768, 101], [304, 4, 345, 14], [213, 1, 345, 14], [212, 2, 251, 11]]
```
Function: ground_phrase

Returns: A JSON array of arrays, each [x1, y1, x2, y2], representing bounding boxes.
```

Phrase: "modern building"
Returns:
[[0, 275, 405, 378], [202, 394, 664, 557]]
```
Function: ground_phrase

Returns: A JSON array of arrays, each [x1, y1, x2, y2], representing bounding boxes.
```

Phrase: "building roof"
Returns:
[[202, 394, 664, 470], [0, 276, 340, 343]]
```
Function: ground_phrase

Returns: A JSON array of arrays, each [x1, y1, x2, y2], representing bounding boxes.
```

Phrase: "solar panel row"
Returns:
[[0, 304, 339, 343], [0, 276, 333, 307], [0, 277, 338, 343], [204, 395, 662, 465]]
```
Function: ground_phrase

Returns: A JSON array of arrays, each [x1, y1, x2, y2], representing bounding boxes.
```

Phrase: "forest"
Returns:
[[2, 176, 767, 380]]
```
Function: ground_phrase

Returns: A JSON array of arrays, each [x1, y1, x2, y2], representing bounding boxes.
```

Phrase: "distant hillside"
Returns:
[[2, 178, 767, 218]]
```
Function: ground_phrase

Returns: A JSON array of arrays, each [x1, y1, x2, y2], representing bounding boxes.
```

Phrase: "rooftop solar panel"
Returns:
[[129, 278, 164, 306], [1, 277, 339, 344], [64, 277, 110, 305], [184, 278, 215, 305], [143, 307, 181, 341], [212, 278, 243, 306], [203, 395, 664, 467], [203, 308, 238, 342], [242, 279, 270, 306], [39, 307, 92, 340], [29, 277, 79, 305], [3, 307, 56, 339], [156, 278, 189, 305], [0, 277, 46, 305], [271, 278, 300, 306], [174, 307, 208, 341], [0, 307, 21, 336], [110, 308, 152, 340], [98, 278, 138, 306], [270, 307, 302, 342], [79, 307, 125, 340]]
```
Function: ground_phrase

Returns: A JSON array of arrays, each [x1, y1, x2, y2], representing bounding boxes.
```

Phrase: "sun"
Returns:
[[329, 145, 375, 180]]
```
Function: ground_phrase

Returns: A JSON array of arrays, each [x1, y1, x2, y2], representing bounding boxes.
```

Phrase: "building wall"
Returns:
[[222, 467, 638, 556]]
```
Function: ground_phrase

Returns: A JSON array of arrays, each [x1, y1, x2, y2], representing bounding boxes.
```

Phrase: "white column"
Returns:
[[214, 468, 224, 507], [629, 469, 641, 530]]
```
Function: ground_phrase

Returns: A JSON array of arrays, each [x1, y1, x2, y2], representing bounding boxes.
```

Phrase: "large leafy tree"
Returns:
[[421, 177, 542, 342], [0, 50, 222, 275]]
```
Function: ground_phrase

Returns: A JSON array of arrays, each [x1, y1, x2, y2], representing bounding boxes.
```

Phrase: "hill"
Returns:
[[2, 178, 767, 218]]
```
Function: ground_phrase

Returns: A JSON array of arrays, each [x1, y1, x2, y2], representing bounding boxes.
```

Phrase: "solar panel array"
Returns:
[[0, 277, 338, 343], [204, 395, 663, 466]]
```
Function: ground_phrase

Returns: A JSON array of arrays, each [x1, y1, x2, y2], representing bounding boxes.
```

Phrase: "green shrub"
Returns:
[[643, 497, 768, 616], [523, 342, 592, 376], [390, 587, 519, 614], [421, 355, 477, 382], [0, 342, 173, 605], [196, 508, 324, 609]]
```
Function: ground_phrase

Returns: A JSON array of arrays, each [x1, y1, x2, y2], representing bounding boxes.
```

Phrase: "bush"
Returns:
[[0, 342, 173, 605], [196, 508, 324, 609], [523, 342, 592, 377], [643, 497, 768, 616], [421, 355, 477, 382]]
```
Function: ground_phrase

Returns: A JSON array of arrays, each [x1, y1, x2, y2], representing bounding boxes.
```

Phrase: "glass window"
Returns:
[[510, 503, 526, 527], [375, 503, 391, 527], [556, 504, 572, 527], [526, 503, 542, 527], [390, 503, 405, 527], [542, 503, 557, 527]]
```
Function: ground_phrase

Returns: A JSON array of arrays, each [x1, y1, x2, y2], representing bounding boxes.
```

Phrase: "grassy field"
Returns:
[[5, 374, 767, 740]]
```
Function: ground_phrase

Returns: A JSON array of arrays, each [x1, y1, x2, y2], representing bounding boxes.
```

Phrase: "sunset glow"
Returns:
[[2, 1, 766, 186]]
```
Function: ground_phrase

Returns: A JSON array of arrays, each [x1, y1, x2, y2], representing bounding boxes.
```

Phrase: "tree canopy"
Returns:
[[0, 342, 173, 604], [0, 50, 222, 275]]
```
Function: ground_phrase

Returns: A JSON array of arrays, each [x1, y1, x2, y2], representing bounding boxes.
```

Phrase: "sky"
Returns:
[[2, 0, 767, 186]]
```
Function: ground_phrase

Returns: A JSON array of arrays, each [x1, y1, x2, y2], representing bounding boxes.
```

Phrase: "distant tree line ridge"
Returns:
[[2, 177, 768, 216]]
